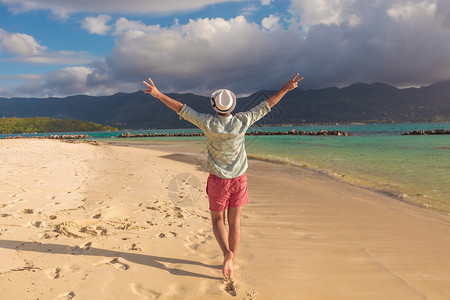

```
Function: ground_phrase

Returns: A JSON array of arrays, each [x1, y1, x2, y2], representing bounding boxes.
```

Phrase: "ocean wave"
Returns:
[[247, 153, 345, 179]]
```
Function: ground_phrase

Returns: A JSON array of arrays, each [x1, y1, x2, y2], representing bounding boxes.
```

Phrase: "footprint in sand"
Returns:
[[39, 232, 55, 239], [157, 231, 178, 239], [94, 257, 129, 271], [26, 220, 47, 228], [108, 257, 129, 270], [184, 230, 213, 252], [125, 243, 142, 251], [184, 234, 200, 251], [72, 242, 93, 254], [54, 222, 107, 239], [172, 207, 184, 219], [223, 279, 237, 297], [46, 267, 61, 279], [21, 208, 35, 214], [58, 291, 75, 300], [130, 283, 161, 300], [245, 290, 258, 300]]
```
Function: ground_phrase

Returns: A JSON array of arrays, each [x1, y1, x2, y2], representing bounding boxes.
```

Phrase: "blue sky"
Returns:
[[1, 0, 450, 97]]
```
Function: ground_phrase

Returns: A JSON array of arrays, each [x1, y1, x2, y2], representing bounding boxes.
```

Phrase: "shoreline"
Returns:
[[247, 152, 449, 215], [105, 139, 450, 215]]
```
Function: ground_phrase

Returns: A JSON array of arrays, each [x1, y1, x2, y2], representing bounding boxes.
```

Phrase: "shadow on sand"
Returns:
[[0, 239, 222, 280]]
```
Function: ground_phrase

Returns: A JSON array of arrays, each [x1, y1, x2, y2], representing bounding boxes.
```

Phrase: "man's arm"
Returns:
[[143, 77, 183, 113], [266, 74, 303, 108]]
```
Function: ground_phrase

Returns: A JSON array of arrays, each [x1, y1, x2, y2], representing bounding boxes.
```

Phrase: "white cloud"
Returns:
[[1, 67, 134, 97], [44, 66, 92, 95], [12, 50, 98, 65], [261, 0, 271, 5], [0, 30, 47, 55], [0, 68, 92, 97], [239, 4, 259, 17], [82, 14, 112, 35], [347, 14, 362, 27], [290, 0, 359, 27], [113, 17, 156, 36], [0, 0, 242, 18], [88, 4, 450, 94], [262, 14, 280, 31], [89, 16, 305, 95], [0, 28, 98, 65], [387, 1, 437, 22]]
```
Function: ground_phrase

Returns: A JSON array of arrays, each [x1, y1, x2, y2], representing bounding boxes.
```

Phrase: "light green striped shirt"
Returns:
[[177, 101, 271, 179]]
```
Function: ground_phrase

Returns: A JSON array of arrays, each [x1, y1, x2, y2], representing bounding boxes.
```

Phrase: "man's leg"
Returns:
[[211, 210, 229, 255], [211, 210, 234, 279], [227, 206, 242, 269]]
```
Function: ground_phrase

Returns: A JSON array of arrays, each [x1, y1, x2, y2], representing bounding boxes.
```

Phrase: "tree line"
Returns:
[[0, 117, 118, 134]]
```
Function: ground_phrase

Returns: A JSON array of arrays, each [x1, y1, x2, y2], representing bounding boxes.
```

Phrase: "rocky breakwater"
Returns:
[[118, 132, 204, 138], [118, 129, 352, 138], [402, 129, 450, 135], [247, 129, 353, 136], [1, 134, 90, 139]]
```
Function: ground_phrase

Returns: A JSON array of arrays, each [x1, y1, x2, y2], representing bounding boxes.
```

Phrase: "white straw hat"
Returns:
[[210, 89, 236, 114]]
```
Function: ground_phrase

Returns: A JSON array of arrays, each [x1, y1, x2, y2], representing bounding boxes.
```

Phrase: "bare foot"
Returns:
[[223, 250, 234, 279]]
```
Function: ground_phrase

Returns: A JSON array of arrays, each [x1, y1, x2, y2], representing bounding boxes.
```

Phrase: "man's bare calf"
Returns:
[[211, 206, 243, 279]]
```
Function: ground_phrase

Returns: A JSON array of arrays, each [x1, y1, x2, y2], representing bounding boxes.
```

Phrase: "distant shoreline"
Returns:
[[253, 120, 450, 127], [0, 117, 118, 135], [1, 121, 449, 138]]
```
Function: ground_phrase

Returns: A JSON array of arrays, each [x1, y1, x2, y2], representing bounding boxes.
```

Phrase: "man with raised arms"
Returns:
[[143, 74, 303, 280]]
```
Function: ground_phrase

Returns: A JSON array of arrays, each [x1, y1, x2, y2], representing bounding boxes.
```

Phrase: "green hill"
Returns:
[[0, 117, 118, 134]]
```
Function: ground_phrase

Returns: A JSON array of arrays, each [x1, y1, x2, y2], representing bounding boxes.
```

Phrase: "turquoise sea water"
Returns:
[[245, 133, 449, 210], [247, 123, 450, 212], [2, 122, 449, 212]]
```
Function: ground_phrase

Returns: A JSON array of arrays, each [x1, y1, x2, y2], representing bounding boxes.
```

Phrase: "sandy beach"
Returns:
[[1, 139, 450, 299]]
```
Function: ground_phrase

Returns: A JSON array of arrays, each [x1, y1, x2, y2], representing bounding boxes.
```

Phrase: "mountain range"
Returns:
[[1, 81, 449, 129]]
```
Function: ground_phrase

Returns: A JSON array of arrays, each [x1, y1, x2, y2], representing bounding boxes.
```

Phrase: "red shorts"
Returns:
[[206, 173, 249, 212]]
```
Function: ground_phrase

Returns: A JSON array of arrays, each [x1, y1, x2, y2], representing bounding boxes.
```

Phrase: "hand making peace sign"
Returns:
[[282, 73, 304, 92], [143, 77, 161, 97]]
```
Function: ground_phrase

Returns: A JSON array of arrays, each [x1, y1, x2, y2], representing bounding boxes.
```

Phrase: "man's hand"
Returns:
[[266, 73, 304, 108], [142, 76, 183, 113], [281, 73, 303, 92], [143, 77, 161, 98]]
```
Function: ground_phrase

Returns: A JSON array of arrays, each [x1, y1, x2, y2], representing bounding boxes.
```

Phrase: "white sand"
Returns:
[[0, 139, 449, 299]]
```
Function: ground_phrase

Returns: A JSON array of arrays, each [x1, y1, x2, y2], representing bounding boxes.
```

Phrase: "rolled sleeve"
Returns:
[[177, 104, 210, 130], [237, 101, 271, 126]]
